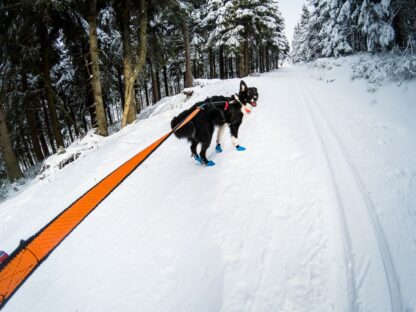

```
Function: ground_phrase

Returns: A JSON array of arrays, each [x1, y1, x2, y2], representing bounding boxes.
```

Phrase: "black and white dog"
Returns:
[[171, 80, 258, 166]]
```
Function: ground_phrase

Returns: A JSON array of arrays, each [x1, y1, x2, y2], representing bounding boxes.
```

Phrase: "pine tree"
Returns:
[[358, 0, 396, 52], [320, 0, 353, 57], [292, 0, 409, 61], [292, 5, 311, 62]]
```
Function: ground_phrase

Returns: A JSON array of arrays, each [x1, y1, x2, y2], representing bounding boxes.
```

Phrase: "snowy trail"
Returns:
[[1, 67, 415, 311], [296, 77, 402, 311]]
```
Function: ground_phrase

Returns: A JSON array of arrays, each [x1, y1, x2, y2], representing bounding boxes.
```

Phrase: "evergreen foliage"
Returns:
[[292, 0, 416, 62]]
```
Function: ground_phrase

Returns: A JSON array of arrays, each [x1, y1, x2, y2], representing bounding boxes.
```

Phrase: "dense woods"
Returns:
[[0, 0, 289, 183], [292, 0, 416, 62]]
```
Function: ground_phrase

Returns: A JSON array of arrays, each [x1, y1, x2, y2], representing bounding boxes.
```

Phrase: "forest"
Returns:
[[0, 0, 289, 184], [292, 0, 416, 61], [1, 0, 415, 185]]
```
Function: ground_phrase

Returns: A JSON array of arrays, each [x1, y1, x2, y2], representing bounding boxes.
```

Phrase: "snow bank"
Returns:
[[305, 52, 416, 90]]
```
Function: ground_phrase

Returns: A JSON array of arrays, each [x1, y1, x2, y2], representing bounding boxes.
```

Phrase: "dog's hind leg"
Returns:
[[190, 139, 198, 157], [200, 142, 215, 166], [191, 139, 206, 165]]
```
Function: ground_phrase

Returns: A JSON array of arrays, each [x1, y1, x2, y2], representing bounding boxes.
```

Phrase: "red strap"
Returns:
[[224, 101, 229, 110]]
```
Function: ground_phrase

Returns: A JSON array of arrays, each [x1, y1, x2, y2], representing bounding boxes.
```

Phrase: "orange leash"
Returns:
[[0, 108, 200, 309]]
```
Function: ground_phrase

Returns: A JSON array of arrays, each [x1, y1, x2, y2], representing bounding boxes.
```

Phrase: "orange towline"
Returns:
[[0, 108, 200, 309]]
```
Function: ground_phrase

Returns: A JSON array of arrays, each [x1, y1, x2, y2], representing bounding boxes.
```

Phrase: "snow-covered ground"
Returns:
[[1, 58, 415, 311]]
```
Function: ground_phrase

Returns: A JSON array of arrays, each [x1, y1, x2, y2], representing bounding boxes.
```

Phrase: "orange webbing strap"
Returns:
[[0, 108, 200, 309]]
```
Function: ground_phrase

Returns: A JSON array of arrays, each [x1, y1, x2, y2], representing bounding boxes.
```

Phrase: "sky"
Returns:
[[278, 0, 305, 44]]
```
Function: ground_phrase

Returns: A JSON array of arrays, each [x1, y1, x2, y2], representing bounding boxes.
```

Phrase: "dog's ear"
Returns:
[[240, 80, 247, 92]]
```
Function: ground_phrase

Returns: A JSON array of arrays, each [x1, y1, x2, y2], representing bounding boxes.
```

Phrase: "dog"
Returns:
[[170, 80, 258, 166]]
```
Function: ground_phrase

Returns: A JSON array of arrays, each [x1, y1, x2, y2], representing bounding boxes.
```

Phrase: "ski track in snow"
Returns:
[[296, 77, 403, 312], [1, 67, 415, 312]]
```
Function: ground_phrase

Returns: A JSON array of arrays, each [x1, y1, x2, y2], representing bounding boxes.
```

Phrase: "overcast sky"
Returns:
[[279, 0, 305, 44]]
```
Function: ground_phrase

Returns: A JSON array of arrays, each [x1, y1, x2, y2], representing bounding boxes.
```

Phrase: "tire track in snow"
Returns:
[[297, 78, 403, 311]]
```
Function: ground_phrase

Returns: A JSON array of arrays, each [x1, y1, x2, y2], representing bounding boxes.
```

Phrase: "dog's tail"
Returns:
[[171, 108, 195, 140]]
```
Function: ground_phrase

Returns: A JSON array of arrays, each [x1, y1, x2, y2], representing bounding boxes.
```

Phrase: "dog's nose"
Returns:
[[251, 101, 257, 107]]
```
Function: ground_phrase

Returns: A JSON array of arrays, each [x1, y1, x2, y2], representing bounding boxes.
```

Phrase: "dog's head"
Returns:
[[238, 80, 258, 114]]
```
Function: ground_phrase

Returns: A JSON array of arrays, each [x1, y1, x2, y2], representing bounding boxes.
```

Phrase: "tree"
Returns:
[[199, 0, 288, 77], [320, 0, 353, 57], [358, 0, 396, 52], [88, 0, 109, 136], [121, 0, 147, 128], [292, 5, 311, 62], [182, 17, 194, 88]]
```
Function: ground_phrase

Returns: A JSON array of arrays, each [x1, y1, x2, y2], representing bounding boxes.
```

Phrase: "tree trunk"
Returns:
[[121, 0, 147, 128], [26, 104, 44, 162], [41, 97, 56, 154], [276, 49, 280, 69], [182, 21, 193, 88], [116, 65, 125, 110], [150, 60, 160, 104], [163, 65, 169, 97], [144, 79, 150, 107], [39, 13, 64, 148], [21, 133, 35, 167], [121, 0, 137, 126], [244, 40, 250, 77], [259, 45, 263, 73], [22, 72, 44, 162], [265, 47, 271, 72], [148, 27, 160, 103], [209, 48, 215, 79], [156, 69, 162, 100], [219, 45, 225, 79], [0, 103, 23, 181], [193, 59, 197, 79], [69, 104, 80, 137], [265, 46, 270, 72], [238, 52, 245, 78], [176, 72, 181, 94], [66, 121, 74, 142], [88, 0, 108, 136], [36, 107, 50, 157]]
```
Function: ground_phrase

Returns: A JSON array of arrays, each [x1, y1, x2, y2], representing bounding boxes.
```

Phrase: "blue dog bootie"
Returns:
[[205, 160, 216, 167], [195, 155, 215, 167], [236, 145, 246, 152], [216, 144, 223, 153], [194, 155, 203, 165]]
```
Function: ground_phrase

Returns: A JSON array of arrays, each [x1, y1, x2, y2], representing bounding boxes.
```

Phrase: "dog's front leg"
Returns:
[[230, 123, 246, 151], [215, 124, 227, 153]]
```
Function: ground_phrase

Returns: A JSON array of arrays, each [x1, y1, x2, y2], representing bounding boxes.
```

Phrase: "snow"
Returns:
[[1, 60, 416, 311]]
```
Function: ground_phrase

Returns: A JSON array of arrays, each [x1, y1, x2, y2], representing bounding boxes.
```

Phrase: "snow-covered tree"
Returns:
[[292, 5, 312, 62], [198, 0, 288, 76], [358, 0, 396, 52], [291, 0, 410, 62], [320, 0, 353, 57]]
